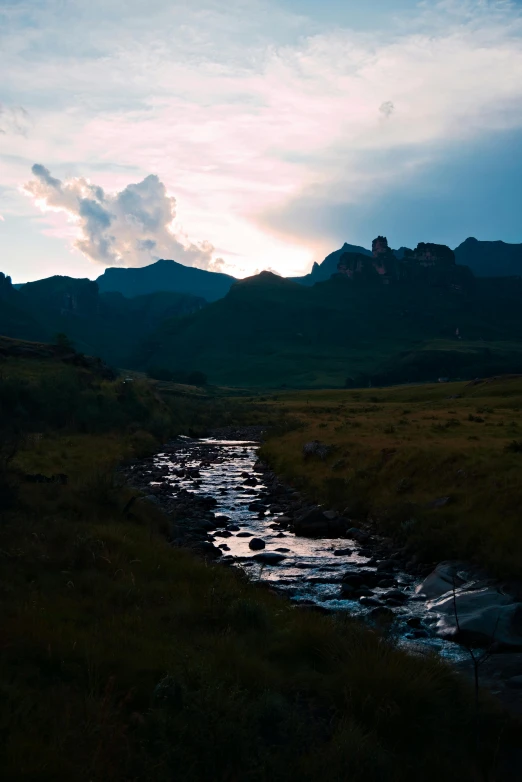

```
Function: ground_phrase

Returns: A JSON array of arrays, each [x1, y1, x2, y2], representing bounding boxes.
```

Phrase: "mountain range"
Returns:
[[3, 235, 522, 387]]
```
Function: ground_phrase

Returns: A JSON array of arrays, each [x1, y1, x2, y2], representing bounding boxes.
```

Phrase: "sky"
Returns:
[[1, 0, 522, 283]]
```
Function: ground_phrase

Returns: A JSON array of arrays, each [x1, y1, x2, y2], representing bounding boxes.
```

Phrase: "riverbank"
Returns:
[[256, 377, 522, 581], [126, 434, 522, 716]]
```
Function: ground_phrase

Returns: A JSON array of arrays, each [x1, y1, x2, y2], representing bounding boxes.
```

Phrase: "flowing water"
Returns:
[[152, 437, 470, 662]]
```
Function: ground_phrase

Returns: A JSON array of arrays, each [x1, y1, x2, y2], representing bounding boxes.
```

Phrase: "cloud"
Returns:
[[0, 104, 30, 136], [379, 101, 394, 119], [23, 165, 222, 269]]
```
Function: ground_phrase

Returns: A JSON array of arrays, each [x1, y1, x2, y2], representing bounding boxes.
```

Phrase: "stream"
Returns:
[[131, 435, 482, 663]]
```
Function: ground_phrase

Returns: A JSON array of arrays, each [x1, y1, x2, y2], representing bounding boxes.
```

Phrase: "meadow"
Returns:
[[259, 376, 522, 579], [0, 347, 519, 780]]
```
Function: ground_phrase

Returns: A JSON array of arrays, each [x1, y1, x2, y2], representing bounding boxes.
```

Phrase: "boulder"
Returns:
[[249, 538, 266, 551], [346, 527, 370, 543], [416, 562, 466, 599], [429, 587, 522, 648], [253, 552, 286, 565], [333, 548, 352, 557], [294, 507, 329, 537]]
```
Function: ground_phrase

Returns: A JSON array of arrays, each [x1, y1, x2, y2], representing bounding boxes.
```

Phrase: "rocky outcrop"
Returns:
[[337, 236, 474, 290]]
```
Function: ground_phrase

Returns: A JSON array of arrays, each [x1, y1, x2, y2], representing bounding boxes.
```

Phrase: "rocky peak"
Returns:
[[0, 272, 14, 299]]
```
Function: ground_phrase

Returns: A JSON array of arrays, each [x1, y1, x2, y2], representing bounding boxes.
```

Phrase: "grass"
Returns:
[[0, 345, 519, 780], [258, 375, 522, 579]]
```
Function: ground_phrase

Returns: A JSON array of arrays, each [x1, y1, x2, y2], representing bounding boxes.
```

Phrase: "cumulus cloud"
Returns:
[[23, 165, 221, 269]]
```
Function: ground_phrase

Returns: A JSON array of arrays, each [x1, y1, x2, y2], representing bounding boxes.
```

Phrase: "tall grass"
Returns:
[[259, 377, 522, 578]]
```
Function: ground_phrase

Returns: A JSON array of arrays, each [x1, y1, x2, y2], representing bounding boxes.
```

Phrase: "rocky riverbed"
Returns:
[[122, 430, 522, 711]]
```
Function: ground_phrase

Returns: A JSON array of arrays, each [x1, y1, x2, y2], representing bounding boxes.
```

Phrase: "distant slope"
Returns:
[[132, 271, 522, 388], [293, 243, 371, 286], [455, 237, 522, 277], [97, 259, 236, 301], [0, 272, 205, 367]]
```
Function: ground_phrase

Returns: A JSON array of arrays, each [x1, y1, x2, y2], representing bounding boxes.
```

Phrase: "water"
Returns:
[[153, 438, 469, 663]]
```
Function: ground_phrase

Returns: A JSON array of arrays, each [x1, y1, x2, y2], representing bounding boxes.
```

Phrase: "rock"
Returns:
[[276, 516, 292, 525], [382, 589, 408, 602], [333, 548, 352, 557], [243, 477, 258, 486], [407, 616, 423, 629], [227, 524, 241, 532], [430, 587, 522, 648], [294, 508, 330, 537], [249, 538, 266, 551], [360, 596, 384, 607], [323, 510, 339, 520], [144, 494, 161, 505], [275, 547, 290, 553], [346, 527, 370, 543], [236, 532, 253, 537], [219, 544, 230, 551], [416, 562, 466, 599], [214, 530, 232, 538], [253, 552, 286, 565], [368, 606, 395, 621], [377, 579, 396, 588], [248, 501, 266, 511]]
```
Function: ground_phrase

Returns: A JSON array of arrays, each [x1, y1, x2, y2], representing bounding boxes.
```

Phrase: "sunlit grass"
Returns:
[[259, 376, 522, 577]]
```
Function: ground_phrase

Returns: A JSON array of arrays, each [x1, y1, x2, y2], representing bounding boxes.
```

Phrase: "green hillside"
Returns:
[[133, 272, 522, 387]]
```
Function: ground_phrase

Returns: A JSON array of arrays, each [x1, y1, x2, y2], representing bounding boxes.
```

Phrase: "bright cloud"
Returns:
[[23, 165, 222, 269]]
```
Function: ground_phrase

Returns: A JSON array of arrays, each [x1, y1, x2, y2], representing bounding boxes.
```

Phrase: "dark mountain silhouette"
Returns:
[[131, 266, 522, 388], [293, 242, 371, 285], [454, 237, 522, 277], [96, 259, 236, 301], [0, 272, 205, 366]]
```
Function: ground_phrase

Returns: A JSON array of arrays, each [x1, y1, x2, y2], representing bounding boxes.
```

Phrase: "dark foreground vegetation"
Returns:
[[0, 340, 519, 780]]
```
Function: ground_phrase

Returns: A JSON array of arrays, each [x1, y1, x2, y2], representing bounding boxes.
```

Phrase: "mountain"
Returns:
[[96, 259, 236, 301], [131, 269, 522, 388], [293, 243, 371, 286], [454, 237, 522, 277], [0, 272, 205, 366]]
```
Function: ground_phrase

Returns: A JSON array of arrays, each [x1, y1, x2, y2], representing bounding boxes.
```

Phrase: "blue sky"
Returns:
[[1, 0, 522, 282]]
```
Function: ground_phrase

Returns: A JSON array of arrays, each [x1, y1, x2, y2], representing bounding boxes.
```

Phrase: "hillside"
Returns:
[[133, 271, 522, 387], [455, 238, 522, 277], [97, 258, 236, 301], [0, 272, 205, 366]]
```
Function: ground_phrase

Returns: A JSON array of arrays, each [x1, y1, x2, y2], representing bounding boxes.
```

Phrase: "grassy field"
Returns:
[[259, 376, 522, 579], [1, 345, 518, 780]]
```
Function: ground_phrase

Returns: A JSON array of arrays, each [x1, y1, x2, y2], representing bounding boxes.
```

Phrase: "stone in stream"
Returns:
[[430, 587, 522, 649], [275, 547, 290, 553], [249, 538, 266, 551], [360, 596, 384, 607], [415, 562, 466, 599], [382, 589, 408, 602], [236, 532, 253, 538], [253, 552, 286, 565], [333, 548, 352, 557], [227, 524, 241, 532], [214, 530, 232, 538], [346, 527, 370, 543]]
